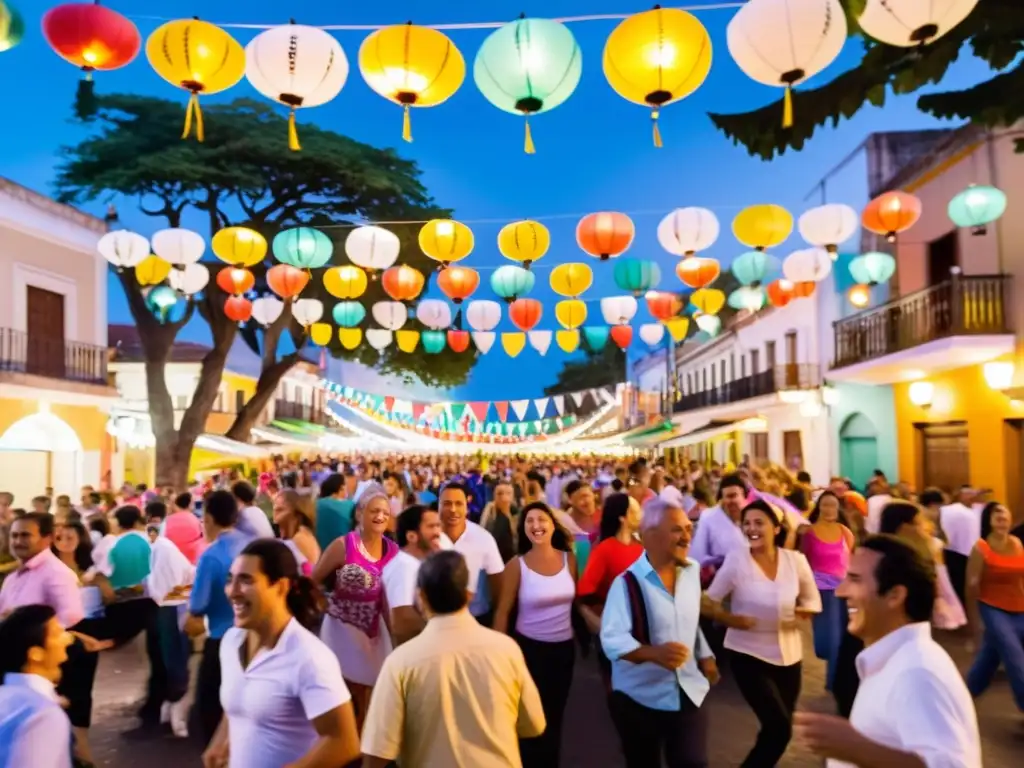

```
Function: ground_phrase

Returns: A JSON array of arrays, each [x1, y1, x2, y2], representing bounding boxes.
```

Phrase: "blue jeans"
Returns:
[[157, 605, 191, 703], [966, 602, 1024, 711], [812, 590, 846, 691]]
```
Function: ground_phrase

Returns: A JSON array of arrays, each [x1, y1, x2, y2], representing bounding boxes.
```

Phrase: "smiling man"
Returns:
[[381, 505, 447, 646], [439, 483, 504, 626]]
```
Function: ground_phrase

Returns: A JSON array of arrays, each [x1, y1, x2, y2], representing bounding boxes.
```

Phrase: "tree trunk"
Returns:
[[224, 351, 300, 442]]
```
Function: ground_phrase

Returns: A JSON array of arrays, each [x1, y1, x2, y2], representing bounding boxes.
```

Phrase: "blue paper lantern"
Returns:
[[849, 252, 896, 286], [146, 285, 183, 324], [731, 250, 779, 287], [948, 184, 1007, 235], [332, 301, 366, 327], [613, 258, 662, 296], [583, 325, 609, 351], [490, 265, 535, 302], [273, 227, 333, 269]]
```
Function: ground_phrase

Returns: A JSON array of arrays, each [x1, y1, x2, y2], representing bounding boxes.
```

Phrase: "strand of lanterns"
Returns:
[[19, 1, 977, 152]]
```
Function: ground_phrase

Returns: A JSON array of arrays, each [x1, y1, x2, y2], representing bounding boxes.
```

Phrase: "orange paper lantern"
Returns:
[[862, 190, 922, 242], [224, 295, 252, 323], [610, 325, 633, 349], [791, 281, 816, 299], [645, 291, 683, 321], [437, 266, 480, 304], [381, 265, 425, 302], [676, 257, 720, 289], [576, 212, 635, 261], [508, 298, 543, 332], [447, 329, 471, 353], [266, 264, 309, 300], [766, 279, 795, 308], [216, 266, 254, 295]]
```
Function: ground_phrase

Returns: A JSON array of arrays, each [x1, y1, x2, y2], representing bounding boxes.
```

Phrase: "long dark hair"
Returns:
[[807, 490, 850, 529], [980, 501, 1006, 540], [599, 493, 631, 542], [741, 499, 788, 548], [517, 502, 572, 555], [52, 521, 94, 573], [239, 539, 325, 631]]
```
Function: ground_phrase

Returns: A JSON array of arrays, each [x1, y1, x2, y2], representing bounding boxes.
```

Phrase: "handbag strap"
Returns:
[[622, 570, 651, 646]]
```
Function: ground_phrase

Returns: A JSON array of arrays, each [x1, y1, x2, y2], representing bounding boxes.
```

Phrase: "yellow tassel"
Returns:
[[652, 110, 663, 148], [402, 104, 412, 143], [783, 85, 793, 129], [524, 119, 536, 154], [194, 97, 205, 143], [181, 93, 194, 140], [288, 109, 301, 152]]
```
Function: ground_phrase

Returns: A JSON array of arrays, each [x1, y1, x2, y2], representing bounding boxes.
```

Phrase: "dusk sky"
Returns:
[[3, 1, 994, 401]]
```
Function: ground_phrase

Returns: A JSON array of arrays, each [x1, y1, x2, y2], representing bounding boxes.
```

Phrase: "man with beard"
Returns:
[[382, 505, 447, 646]]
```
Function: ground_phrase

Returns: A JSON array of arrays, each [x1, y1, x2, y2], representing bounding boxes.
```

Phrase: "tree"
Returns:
[[55, 94, 473, 486], [709, 0, 1024, 160], [545, 344, 627, 397]]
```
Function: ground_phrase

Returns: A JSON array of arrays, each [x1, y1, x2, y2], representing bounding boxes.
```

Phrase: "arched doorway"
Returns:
[[0, 412, 83, 503], [840, 412, 878, 492]]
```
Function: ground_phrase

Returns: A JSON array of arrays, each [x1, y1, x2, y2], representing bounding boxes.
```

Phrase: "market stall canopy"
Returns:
[[623, 420, 680, 448], [659, 417, 767, 449]]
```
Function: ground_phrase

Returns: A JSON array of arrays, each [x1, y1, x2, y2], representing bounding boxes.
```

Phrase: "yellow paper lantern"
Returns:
[[690, 288, 725, 315], [338, 327, 362, 350], [211, 227, 268, 267], [146, 19, 245, 142], [309, 322, 332, 346], [603, 7, 713, 147], [663, 316, 690, 342], [418, 219, 474, 266], [555, 299, 587, 330], [324, 265, 368, 299], [556, 330, 580, 353], [732, 204, 793, 251], [549, 262, 593, 297], [498, 220, 550, 267], [135, 255, 171, 286], [501, 332, 527, 358], [396, 329, 420, 353], [358, 22, 465, 142]]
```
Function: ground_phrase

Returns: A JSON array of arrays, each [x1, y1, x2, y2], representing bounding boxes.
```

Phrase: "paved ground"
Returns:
[[89, 628, 1022, 767]]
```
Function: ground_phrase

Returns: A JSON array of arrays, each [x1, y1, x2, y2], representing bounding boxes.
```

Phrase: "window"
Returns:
[[783, 431, 804, 471], [702, 369, 708, 390], [917, 422, 969, 493], [730, 354, 736, 380], [784, 331, 799, 387], [711, 364, 717, 388], [750, 349, 760, 374], [766, 340, 777, 370], [749, 432, 769, 464], [235, 390, 246, 413], [927, 231, 959, 287], [740, 355, 747, 377], [720, 359, 727, 385]]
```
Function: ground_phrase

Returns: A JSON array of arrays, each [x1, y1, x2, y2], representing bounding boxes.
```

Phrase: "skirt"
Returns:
[[320, 614, 392, 686]]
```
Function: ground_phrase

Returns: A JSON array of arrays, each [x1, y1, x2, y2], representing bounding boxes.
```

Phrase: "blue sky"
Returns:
[[3, 1, 994, 400]]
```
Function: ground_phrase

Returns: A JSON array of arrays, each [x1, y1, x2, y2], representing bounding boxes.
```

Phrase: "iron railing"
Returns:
[[0, 327, 107, 384], [672, 364, 820, 413], [273, 399, 327, 425]]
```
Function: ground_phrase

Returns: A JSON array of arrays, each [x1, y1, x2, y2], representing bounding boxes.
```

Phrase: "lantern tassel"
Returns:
[[524, 118, 536, 155], [182, 92, 205, 142], [288, 109, 301, 152], [402, 104, 412, 143], [651, 109, 663, 149], [782, 85, 793, 129]]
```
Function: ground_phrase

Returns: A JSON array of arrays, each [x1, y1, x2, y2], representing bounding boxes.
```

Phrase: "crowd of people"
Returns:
[[0, 451, 1017, 767]]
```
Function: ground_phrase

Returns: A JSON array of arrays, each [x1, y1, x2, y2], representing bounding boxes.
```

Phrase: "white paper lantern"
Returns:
[[371, 300, 407, 330], [466, 300, 502, 332], [695, 313, 721, 335], [798, 204, 857, 255], [639, 323, 666, 347], [727, 0, 847, 127], [657, 207, 720, 256], [600, 295, 638, 325], [858, 0, 978, 47], [252, 296, 285, 327], [245, 24, 349, 150], [167, 263, 210, 296], [293, 298, 324, 326], [345, 226, 401, 274], [783, 248, 832, 283], [528, 330, 552, 356], [472, 331, 496, 354], [415, 299, 452, 330], [151, 228, 205, 266], [98, 230, 149, 269], [366, 329, 393, 350]]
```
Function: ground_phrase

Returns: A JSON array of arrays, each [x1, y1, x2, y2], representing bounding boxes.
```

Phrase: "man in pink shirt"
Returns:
[[163, 492, 206, 564], [0, 513, 83, 629]]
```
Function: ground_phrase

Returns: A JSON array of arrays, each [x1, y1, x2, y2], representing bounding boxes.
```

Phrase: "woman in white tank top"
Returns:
[[494, 501, 577, 768]]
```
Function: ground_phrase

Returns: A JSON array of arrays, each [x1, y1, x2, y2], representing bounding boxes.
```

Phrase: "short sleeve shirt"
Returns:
[[450, 522, 505, 617], [381, 551, 422, 610]]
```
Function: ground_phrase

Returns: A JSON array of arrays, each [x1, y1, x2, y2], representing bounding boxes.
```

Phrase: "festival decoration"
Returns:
[[358, 22, 466, 142], [436, 266, 479, 304], [309, 323, 333, 346], [613, 259, 661, 296], [266, 264, 309, 300], [509, 298, 543, 332], [576, 212, 634, 261], [145, 285, 180, 323], [134, 255, 170, 286], [664, 317, 689, 342], [729, 286, 767, 312], [848, 284, 871, 309], [0, 2, 24, 53], [948, 184, 1007, 235], [323, 265, 368, 300], [600, 295, 638, 326], [498, 220, 551, 267], [584, 326, 610, 351], [766, 279, 795, 308], [549, 262, 592, 297], [395, 329, 420, 353], [695, 313, 721, 335], [224, 295, 253, 323], [466, 300, 501, 332], [528, 330, 553, 355], [849, 251, 897, 286], [252, 296, 285, 327], [556, 330, 580, 353], [862, 190, 921, 242], [472, 332, 496, 354], [371, 300, 408, 330], [657, 207, 719, 256], [447, 329, 471, 353], [146, 18, 245, 141], [419, 219, 474, 266], [381, 265, 425, 302], [610, 325, 633, 349], [474, 16, 582, 153], [338, 328, 362, 350], [345, 225, 400, 276], [421, 330, 446, 354], [501, 332, 527, 358], [490, 265, 535, 302], [245, 23, 349, 150], [331, 301, 365, 327], [293, 298, 324, 327], [676, 256, 720, 289], [216, 267, 255, 296], [731, 250, 778, 287], [639, 323, 665, 347], [645, 291, 683, 321], [167, 264, 209, 296], [98, 230, 149, 270], [857, 0, 979, 47], [555, 299, 587, 330], [782, 248, 831, 284], [416, 299, 452, 331], [733, 204, 793, 251], [212, 227, 267, 267], [791, 281, 816, 299], [366, 329, 393, 350], [690, 287, 725, 315], [151, 228, 205, 266], [274, 227, 333, 269], [798, 203, 857, 256], [603, 7, 712, 146]]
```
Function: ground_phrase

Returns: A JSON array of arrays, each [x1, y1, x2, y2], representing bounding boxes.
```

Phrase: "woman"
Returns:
[[706, 499, 821, 767], [493, 502, 577, 768], [383, 472, 412, 520], [313, 484, 397, 730], [201, 539, 360, 768], [479, 480, 518, 563], [800, 490, 853, 690], [965, 502, 1024, 711], [577, 493, 643, 621], [273, 490, 320, 576]]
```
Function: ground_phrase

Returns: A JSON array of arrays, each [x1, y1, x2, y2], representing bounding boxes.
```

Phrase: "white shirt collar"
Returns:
[[856, 622, 932, 679], [2, 672, 59, 701]]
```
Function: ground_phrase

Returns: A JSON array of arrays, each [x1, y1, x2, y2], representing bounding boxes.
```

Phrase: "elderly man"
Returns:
[[600, 497, 719, 768]]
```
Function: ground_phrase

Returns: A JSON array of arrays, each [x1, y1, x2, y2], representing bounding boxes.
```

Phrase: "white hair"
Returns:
[[640, 496, 682, 531]]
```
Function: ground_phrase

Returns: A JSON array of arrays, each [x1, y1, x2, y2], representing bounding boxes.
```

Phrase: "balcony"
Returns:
[[273, 399, 328, 425], [831, 275, 1014, 385], [0, 328, 108, 385], [673, 364, 820, 413]]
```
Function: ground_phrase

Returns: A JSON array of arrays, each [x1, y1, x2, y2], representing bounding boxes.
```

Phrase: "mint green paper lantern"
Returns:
[[473, 16, 582, 154], [731, 250, 779, 288], [421, 330, 446, 354], [0, 2, 25, 53], [273, 227, 333, 269], [490, 265, 535, 302], [728, 286, 766, 312], [948, 184, 1007, 235], [332, 301, 365, 328], [583, 326, 609, 351], [613, 258, 661, 296], [849, 252, 896, 286]]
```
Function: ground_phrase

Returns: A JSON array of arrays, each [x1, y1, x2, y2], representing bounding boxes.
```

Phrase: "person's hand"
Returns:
[[794, 711, 867, 761], [165, 584, 193, 601], [652, 642, 690, 670], [184, 614, 207, 638], [729, 614, 758, 630], [698, 657, 720, 685], [70, 632, 114, 653], [201, 740, 229, 768]]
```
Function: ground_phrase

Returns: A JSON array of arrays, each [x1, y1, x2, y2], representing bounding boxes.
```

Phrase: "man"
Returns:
[[601, 497, 718, 768], [689, 473, 748, 572], [0, 605, 75, 768], [362, 551, 545, 767], [939, 485, 979, 608], [864, 477, 893, 534], [30, 497, 49, 515], [316, 473, 355, 552], [107, 505, 153, 590], [230, 481, 275, 539], [0, 494, 16, 584], [382, 505, 445, 646], [795, 535, 981, 767], [439, 483, 504, 626]]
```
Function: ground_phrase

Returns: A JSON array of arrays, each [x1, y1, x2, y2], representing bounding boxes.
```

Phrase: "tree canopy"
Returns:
[[710, 0, 1024, 161]]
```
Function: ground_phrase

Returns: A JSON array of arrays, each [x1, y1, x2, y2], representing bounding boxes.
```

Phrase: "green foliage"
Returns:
[[544, 343, 626, 396], [710, 0, 1024, 161]]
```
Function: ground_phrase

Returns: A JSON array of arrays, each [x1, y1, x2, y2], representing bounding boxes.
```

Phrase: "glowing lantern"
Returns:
[[245, 24, 349, 151], [732, 251, 779, 287], [862, 191, 921, 242], [695, 314, 721, 336], [646, 291, 683, 321], [323, 265, 368, 300], [168, 264, 209, 297], [577, 212, 635, 261], [345, 226, 400, 276], [584, 326, 610, 352], [293, 298, 324, 327], [309, 323, 333, 346], [252, 296, 284, 327], [858, 0, 978, 47], [555, 299, 587, 330], [657, 207, 719, 256], [664, 317, 690, 342], [358, 22, 465, 142], [371, 301, 408, 331], [798, 204, 857, 256], [792, 281, 816, 299], [381, 265, 425, 302], [509, 298, 543, 332], [473, 332, 497, 354], [332, 301, 366, 328], [690, 288, 725, 315], [416, 299, 452, 331], [528, 331, 552, 355], [782, 248, 831, 284], [447, 330, 471, 353], [421, 331, 446, 354], [224, 296, 253, 323], [676, 257, 720, 289], [395, 330, 420, 353], [501, 332, 527, 358], [613, 259, 662, 296], [600, 296, 638, 326], [849, 252, 897, 286], [212, 227, 267, 267], [603, 7, 712, 146], [419, 219, 474, 266], [216, 267, 255, 296], [848, 284, 871, 309], [549, 263, 593, 298], [499, 220, 551, 267], [556, 330, 580, 353], [433, 266, 477, 305], [366, 329, 393, 350], [733, 205, 793, 251], [766, 279, 796, 308], [146, 19, 245, 141], [267, 264, 309, 300], [338, 328, 362, 350], [639, 323, 665, 347], [474, 17, 582, 153], [145, 285, 180, 323], [273, 227, 333, 269], [135, 255, 171, 286], [0, 2, 25, 53], [729, 286, 767, 312], [948, 184, 1007, 235], [610, 325, 633, 349], [466, 300, 502, 332], [490, 265, 535, 302], [98, 230, 149, 270]]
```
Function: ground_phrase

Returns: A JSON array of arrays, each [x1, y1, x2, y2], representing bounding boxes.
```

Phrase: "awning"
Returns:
[[251, 424, 321, 447], [194, 434, 269, 459], [624, 420, 681, 448], [659, 417, 767, 449]]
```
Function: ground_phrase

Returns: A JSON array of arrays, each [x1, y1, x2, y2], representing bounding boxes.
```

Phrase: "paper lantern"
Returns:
[[371, 300, 408, 331], [359, 22, 465, 142], [416, 299, 452, 331], [501, 332, 527, 358], [146, 19, 245, 141], [267, 264, 309, 300], [338, 328, 362, 350], [600, 296, 638, 325], [43, 3, 140, 95], [555, 299, 587, 330], [419, 219, 474, 266], [657, 207, 719, 256], [323, 265, 368, 300], [212, 227, 267, 267], [603, 7, 712, 146], [849, 252, 897, 286], [98, 230, 149, 270], [332, 301, 366, 328], [466, 300, 502, 332], [782, 248, 831, 284], [130, 256, 169, 289], [245, 24, 349, 150], [584, 326, 610, 351], [613, 259, 662, 296], [848, 284, 871, 309], [862, 191, 921, 242], [556, 330, 580, 353], [528, 331, 552, 355], [695, 314, 721, 336], [792, 281, 817, 299], [252, 296, 285, 327], [858, 0, 978, 47], [646, 291, 683, 321], [664, 317, 690, 342], [447, 329, 471, 353], [474, 17, 581, 153], [766, 279, 796, 308], [274, 227, 333, 269], [509, 298, 543, 332], [490, 265, 535, 302], [546, 264, 589, 300], [381, 265, 425, 302], [168, 263, 209, 297], [224, 296, 253, 323], [345, 226, 400, 275], [472, 332, 497, 353], [690, 288, 725, 315], [733, 205, 793, 250], [366, 329, 393, 350], [577, 212, 635, 261], [732, 251, 779, 287], [729, 286, 767, 312], [150, 228, 204, 268], [421, 330, 446, 354], [293, 298, 324, 327], [676, 256, 720, 289], [499, 220, 551, 267], [216, 267, 255, 296], [639, 323, 665, 347], [309, 322, 333, 346], [798, 204, 857, 255], [0, 2, 25, 53], [948, 184, 1007, 235], [432, 266, 477, 305], [610, 325, 634, 349], [145, 285, 179, 322]]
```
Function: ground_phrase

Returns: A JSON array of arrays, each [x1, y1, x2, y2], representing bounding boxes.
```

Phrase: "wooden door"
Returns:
[[26, 287, 64, 378], [927, 231, 959, 287], [783, 430, 804, 471], [917, 422, 970, 493]]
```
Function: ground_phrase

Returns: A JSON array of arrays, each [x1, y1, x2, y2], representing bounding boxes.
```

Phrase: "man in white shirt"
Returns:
[[231, 482, 275, 540], [689, 474, 748, 569], [863, 478, 893, 535], [439, 483, 504, 626], [940, 486, 980, 608], [795, 535, 981, 768], [381, 506, 445, 646]]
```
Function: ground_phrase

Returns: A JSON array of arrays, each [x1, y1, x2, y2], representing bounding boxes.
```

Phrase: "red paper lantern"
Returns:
[[862, 190, 921, 242], [676, 256, 720, 289], [645, 291, 683, 321], [43, 3, 141, 74], [216, 266, 254, 295], [576, 212, 635, 261], [382, 265, 425, 302], [266, 264, 309, 300], [792, 281, 816, 299], [447, 330, 471, 353], [766, 279, 795, 308], [437, 266, 479, 304], [610, 325, 633, 349], [224, 296, 252, 323], [508, 298, 543, 332]]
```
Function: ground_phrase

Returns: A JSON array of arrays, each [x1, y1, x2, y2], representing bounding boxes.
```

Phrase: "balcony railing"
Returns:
[[832, 274, 1011, 369], [0, 328, 108, 385], [273, 399, 327, 425], [673, 364, 820, 413]]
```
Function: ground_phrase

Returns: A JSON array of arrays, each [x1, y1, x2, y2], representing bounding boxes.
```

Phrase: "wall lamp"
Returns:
[[908, 381, 934, 408]]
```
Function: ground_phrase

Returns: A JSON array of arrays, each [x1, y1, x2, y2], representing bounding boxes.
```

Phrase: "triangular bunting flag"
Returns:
[[450, 403, 467, 422], [527, 330, 552, 356], [469, 402, 490, 422], [533, 397, 550, 419], [494, 401, 509, 422], [472, 331, 496, 354], [552, 395, 565, 416], [510, 399, 530, 421], [570, 390, 586, 408], [602, 386, 617, 404], [384, 396, 395, 412]]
